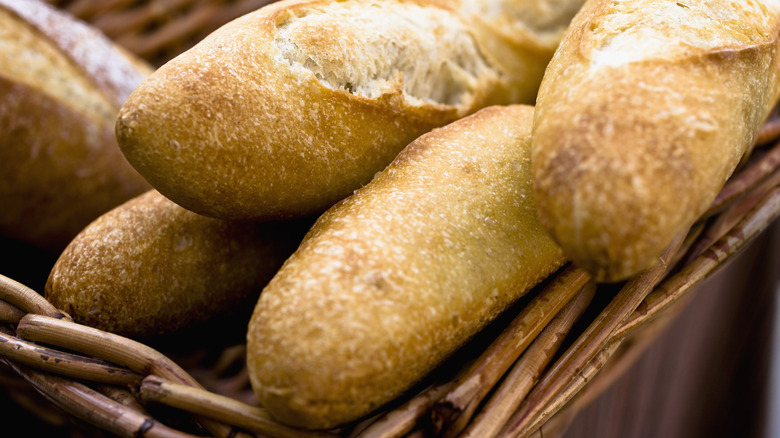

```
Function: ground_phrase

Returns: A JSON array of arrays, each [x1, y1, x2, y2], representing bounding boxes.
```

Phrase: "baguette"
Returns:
[[247, 105, 565, 429], [116, 0, 584, 221], [455, 0, 587, 103], [45, 190, 309, 341], [0, 0, 152, 251], [531, 0, 780, 282]]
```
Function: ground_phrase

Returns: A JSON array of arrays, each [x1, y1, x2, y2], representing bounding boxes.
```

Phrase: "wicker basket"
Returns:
[[2, 1, 780, 437]]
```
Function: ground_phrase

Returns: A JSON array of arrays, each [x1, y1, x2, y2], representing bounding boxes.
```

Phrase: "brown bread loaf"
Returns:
[[116, 0, 585, 221], [0, 0, 152, 251], [531, 0, 780, 282], [46, 190, 310, 341], [247, 105, 565, 429]]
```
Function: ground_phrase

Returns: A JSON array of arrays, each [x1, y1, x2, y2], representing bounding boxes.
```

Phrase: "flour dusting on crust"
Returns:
[[0, 0, 147, 107]]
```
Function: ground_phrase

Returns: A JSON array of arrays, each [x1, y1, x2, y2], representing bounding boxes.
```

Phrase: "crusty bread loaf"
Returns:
[[45, 190, 309, 341], [455, 0, 586, 103], [116, 0, 584, 222], [531, 0, 780, 282], [247, 105, 565, 429], [0, 0, 152, 251]]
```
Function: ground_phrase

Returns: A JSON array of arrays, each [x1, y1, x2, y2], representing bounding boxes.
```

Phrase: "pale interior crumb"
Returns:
[[273, 0, 501, 108], [590, 0, 780, 66], [458, 0, 587, 47]]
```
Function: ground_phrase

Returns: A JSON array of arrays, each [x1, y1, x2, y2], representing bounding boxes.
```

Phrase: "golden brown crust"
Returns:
[[45, 190, 309, 340], [115, 0, 581, 221], [246, 105, 565, 429], [0, 0, 152, 107], [0, 78, 151, 250], [532, 0, 780, 282], [0, 0, 152, 251]]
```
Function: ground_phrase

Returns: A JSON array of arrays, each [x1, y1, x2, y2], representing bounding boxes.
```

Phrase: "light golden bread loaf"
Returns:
[[0, 0, 152, 251], [455, 0, 586, 103], [531, 0, 780, 282], [45, 190, 309, 341], [247, 105, 565, 429], [116, 0, 585, 222]]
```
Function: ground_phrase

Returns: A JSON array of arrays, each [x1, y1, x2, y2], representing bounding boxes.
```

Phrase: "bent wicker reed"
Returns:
[[5, 1, 780, 436]]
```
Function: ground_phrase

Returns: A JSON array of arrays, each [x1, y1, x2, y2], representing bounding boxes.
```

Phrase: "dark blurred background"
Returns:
[[559, 221, 779, 438]]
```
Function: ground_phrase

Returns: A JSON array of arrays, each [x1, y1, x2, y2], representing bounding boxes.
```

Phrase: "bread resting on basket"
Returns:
[[1, 0, 780, 437]]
